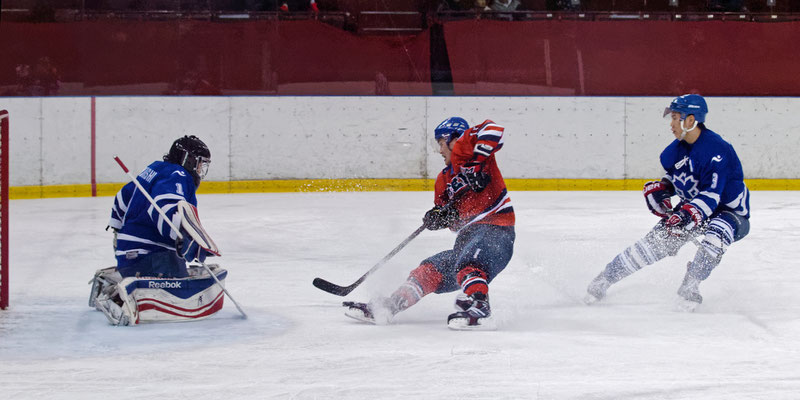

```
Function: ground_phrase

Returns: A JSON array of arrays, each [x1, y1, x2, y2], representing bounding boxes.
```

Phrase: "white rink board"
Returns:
[[93, 97, 232, 183], [427, 97, 628, 179], [40, 98, 92, 186], [228, 97, 429, 180], [1, 96, 799, 186]]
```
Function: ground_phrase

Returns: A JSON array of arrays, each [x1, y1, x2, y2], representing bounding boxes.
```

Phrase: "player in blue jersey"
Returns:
[[584, 94, 750, 310], [108, 135, 212, 278], [89, 136, 225, 326]]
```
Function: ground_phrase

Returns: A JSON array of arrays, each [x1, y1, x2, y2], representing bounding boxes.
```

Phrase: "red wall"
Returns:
[[1, 19, 799, 96], [444, 19, 800, 96], [0, 20, 432, 95]]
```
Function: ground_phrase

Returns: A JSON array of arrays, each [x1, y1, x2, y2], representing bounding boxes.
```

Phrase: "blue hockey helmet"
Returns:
[[434, 117, 469, 144], [664, 94, 708, 123]]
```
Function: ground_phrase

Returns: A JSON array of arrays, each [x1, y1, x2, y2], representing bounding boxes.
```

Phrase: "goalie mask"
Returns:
[[164, 135, 211, 187]]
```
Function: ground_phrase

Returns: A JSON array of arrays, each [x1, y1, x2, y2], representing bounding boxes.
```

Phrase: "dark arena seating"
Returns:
[[1, 0, 798, 96]]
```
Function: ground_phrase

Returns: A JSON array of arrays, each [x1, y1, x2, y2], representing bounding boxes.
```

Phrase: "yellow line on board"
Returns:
[[8, 178, 800, 199]]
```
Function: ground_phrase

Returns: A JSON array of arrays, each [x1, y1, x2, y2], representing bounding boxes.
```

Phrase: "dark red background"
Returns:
[[1, 19, 798, 96]]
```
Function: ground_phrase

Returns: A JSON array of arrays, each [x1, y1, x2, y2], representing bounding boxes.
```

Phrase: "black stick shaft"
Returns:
[[312, 193, 469, 296], [312, 224, 426, 296]]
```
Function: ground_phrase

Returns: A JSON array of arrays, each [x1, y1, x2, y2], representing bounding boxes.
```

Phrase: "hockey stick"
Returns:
[[113, 156, 248, 319], [312, 193, 473, 296], [663, 211, 714, 258], [312, 223, 428, 296], [680, 230, 715, 258]]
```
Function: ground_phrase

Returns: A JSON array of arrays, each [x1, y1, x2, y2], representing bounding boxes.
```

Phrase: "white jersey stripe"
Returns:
[[117, 233, 177, 251], [115, 249, 151, 256], [458, 194, 512, 231], [725, 187, 749, 216], [698, 191, 720, 203], [691, 198, 714, 218]]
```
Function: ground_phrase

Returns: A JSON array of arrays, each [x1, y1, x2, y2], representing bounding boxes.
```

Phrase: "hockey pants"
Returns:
[[603, 211, 749, 283]]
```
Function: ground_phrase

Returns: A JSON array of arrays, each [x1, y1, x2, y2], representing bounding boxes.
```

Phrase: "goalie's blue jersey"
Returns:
[[109, 161, 198, 269], [660, 127, 750, 220]]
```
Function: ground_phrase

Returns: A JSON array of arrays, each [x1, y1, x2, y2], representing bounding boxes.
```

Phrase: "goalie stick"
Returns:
[[113, 156, 247, 319]]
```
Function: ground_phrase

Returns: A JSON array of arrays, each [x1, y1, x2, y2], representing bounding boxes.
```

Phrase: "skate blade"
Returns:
[[343, 307, 377, 324], [447, 316, 497, 331], [674, 298, 700, 313], [583, 293, 602, 305]]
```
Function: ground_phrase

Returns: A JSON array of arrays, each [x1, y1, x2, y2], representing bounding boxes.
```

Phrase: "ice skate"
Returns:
[[584, 272, 612, 305], [343, 301, 376, 324], [343, 298, 396, 325], [676, 268, 703, 312], [447, 293, 495, 331], [454, 292, 472, 312]]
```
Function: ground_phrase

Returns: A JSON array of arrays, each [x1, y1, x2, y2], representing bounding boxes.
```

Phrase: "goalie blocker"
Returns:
[[89, 264, 227, 326]]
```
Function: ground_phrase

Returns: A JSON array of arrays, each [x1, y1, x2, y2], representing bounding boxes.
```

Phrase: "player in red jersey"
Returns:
[[344, 117, 516, 330]]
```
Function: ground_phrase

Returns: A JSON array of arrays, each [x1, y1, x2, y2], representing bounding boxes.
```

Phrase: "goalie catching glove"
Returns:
[[643, 179, 674, 218], [423, 205, 460, 230]]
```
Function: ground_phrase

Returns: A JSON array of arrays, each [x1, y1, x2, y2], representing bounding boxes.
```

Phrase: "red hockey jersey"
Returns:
[[434, 119, 515, 231]]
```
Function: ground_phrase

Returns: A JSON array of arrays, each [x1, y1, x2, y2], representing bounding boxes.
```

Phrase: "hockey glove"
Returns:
[[643, 179, 674, 218], [178, 237, 208, 263], [665, 203, 704, 235], [461, 162, 491, 193], [423, 205, 460, 230], [446, 174, 470, 199]]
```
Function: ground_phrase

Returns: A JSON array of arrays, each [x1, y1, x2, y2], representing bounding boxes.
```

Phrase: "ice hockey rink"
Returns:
[[2, 190, 799, 399]]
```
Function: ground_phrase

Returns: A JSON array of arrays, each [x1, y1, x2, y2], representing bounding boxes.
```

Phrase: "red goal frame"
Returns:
[[1, 110, 8, 309]]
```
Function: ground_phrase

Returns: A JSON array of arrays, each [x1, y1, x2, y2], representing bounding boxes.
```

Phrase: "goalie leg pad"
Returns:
[[128, 264, 227, 324], [89, 266, 123, 308], [98, 265, 228, 326], [96, 286, 138, 326]]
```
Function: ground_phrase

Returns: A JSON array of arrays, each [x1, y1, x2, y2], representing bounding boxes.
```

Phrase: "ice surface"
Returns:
[[2, 191, 800, 399]]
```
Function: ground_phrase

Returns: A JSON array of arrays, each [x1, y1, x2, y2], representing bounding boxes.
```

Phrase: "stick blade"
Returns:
[[313, 278, 353, 296]]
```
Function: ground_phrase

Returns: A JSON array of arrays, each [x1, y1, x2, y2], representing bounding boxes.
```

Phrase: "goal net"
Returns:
[[1, 110, 8, 309]]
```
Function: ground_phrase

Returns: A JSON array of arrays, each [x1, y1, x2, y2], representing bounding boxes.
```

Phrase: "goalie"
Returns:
[[89, 135, 226, 326]]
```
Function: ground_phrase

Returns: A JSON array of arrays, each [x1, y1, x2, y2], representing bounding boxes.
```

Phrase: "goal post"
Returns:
[[1, 110, 8, 310]]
